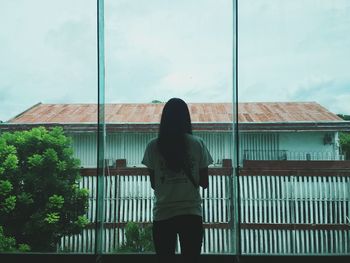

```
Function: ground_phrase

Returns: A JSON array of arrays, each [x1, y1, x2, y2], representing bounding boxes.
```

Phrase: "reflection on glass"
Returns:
[[0, 0, 97, 253], [238, 0, 350, 255]]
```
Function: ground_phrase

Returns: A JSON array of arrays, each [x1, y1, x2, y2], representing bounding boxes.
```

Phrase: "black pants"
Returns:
[[152, 215, 203, 263]]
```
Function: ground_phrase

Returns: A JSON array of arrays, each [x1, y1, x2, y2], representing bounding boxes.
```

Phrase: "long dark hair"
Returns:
[[157, 98, 192, 173]]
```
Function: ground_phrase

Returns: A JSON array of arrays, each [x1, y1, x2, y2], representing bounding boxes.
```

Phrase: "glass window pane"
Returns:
[[0, 0, 97, 253], [104, 0, 237, 255], [238, 0, 350, 255]]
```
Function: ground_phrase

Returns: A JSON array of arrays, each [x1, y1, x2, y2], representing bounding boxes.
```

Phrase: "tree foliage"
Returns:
[[337, 114, 350, 160], [151, 100, 163, 104], [339, 132, 350, 160], [0, 127, 89, 252], [337, 114, 350, 121], [0, 226, 30, 252], [116, 222, 154, 253]]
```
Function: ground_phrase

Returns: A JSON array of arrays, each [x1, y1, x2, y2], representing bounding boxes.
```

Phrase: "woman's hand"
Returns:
[[148, 169, 155, 189], [199, 167, 209, 189]]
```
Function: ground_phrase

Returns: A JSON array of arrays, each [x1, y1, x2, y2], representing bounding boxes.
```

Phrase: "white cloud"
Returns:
[[0, 0, 350, 121], [104, 0, 232, 103], [0, 0, 98, 121], [238, 0, 350, 112], [290, 76, 350, 114]]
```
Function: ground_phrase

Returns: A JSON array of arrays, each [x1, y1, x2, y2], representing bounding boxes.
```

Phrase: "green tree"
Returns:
[[0, 226, 30, 252], [116, 222, 154, 253], [339, 132, 350, 160], [337, 114, 350, 120], [337, 114, 350, 160], [0, 127, 89, 252], [151, 100, 163, 104]]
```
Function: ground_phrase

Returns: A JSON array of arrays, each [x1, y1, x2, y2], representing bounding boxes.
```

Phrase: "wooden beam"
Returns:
[[84, 222, 350, 231]]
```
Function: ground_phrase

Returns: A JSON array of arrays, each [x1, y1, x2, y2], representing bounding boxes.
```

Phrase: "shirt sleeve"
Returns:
[[199, 139, 213, 168], [141, 141, 155, 169]]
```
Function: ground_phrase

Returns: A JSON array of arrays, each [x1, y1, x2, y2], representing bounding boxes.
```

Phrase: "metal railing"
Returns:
[[243, 150, 345, 161]]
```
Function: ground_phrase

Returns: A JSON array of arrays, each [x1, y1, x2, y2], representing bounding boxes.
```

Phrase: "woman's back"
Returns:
[[142, 133, 213, 221]]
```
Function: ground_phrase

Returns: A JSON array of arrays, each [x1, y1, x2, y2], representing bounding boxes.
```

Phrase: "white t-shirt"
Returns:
[[141, 134, 213, 221]]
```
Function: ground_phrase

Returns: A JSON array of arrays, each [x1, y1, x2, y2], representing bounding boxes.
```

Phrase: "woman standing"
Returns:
[[142, 98, 213, 263]]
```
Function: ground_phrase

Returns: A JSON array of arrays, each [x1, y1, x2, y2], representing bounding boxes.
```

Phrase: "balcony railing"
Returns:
[[243, 150, 345, 161]]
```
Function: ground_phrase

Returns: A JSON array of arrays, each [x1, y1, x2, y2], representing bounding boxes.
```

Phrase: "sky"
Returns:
[[0, 0, 350, 121]]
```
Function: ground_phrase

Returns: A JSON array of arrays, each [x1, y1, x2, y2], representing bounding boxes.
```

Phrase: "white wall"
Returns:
[[279, 131, 339, 160], [68, 131, 342, 168], [69, 132, 233, 168]]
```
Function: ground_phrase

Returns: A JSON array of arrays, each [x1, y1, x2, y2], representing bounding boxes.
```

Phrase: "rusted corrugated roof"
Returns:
[[6, 101, 343, 124]]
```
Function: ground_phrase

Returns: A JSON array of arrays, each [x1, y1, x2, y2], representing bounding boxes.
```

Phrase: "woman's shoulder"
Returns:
[[185, 134, 205, 145], [146, 137, 158, 147]]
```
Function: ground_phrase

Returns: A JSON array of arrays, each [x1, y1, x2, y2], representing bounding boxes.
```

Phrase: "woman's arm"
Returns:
[[148, 169, 155, 189], [199, 167, 209, 189]]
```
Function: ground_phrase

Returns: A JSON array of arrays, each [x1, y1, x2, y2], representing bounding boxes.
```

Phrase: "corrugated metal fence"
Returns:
[[58, 161, 350, 255], [240, 161, 350, 255], [70, 132, 234, 167], [69, 132, 284, 167], [59, 166, 234, 254]]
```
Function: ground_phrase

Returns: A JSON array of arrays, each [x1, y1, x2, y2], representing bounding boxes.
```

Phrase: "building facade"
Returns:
[[1, 101, 349, 254]]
